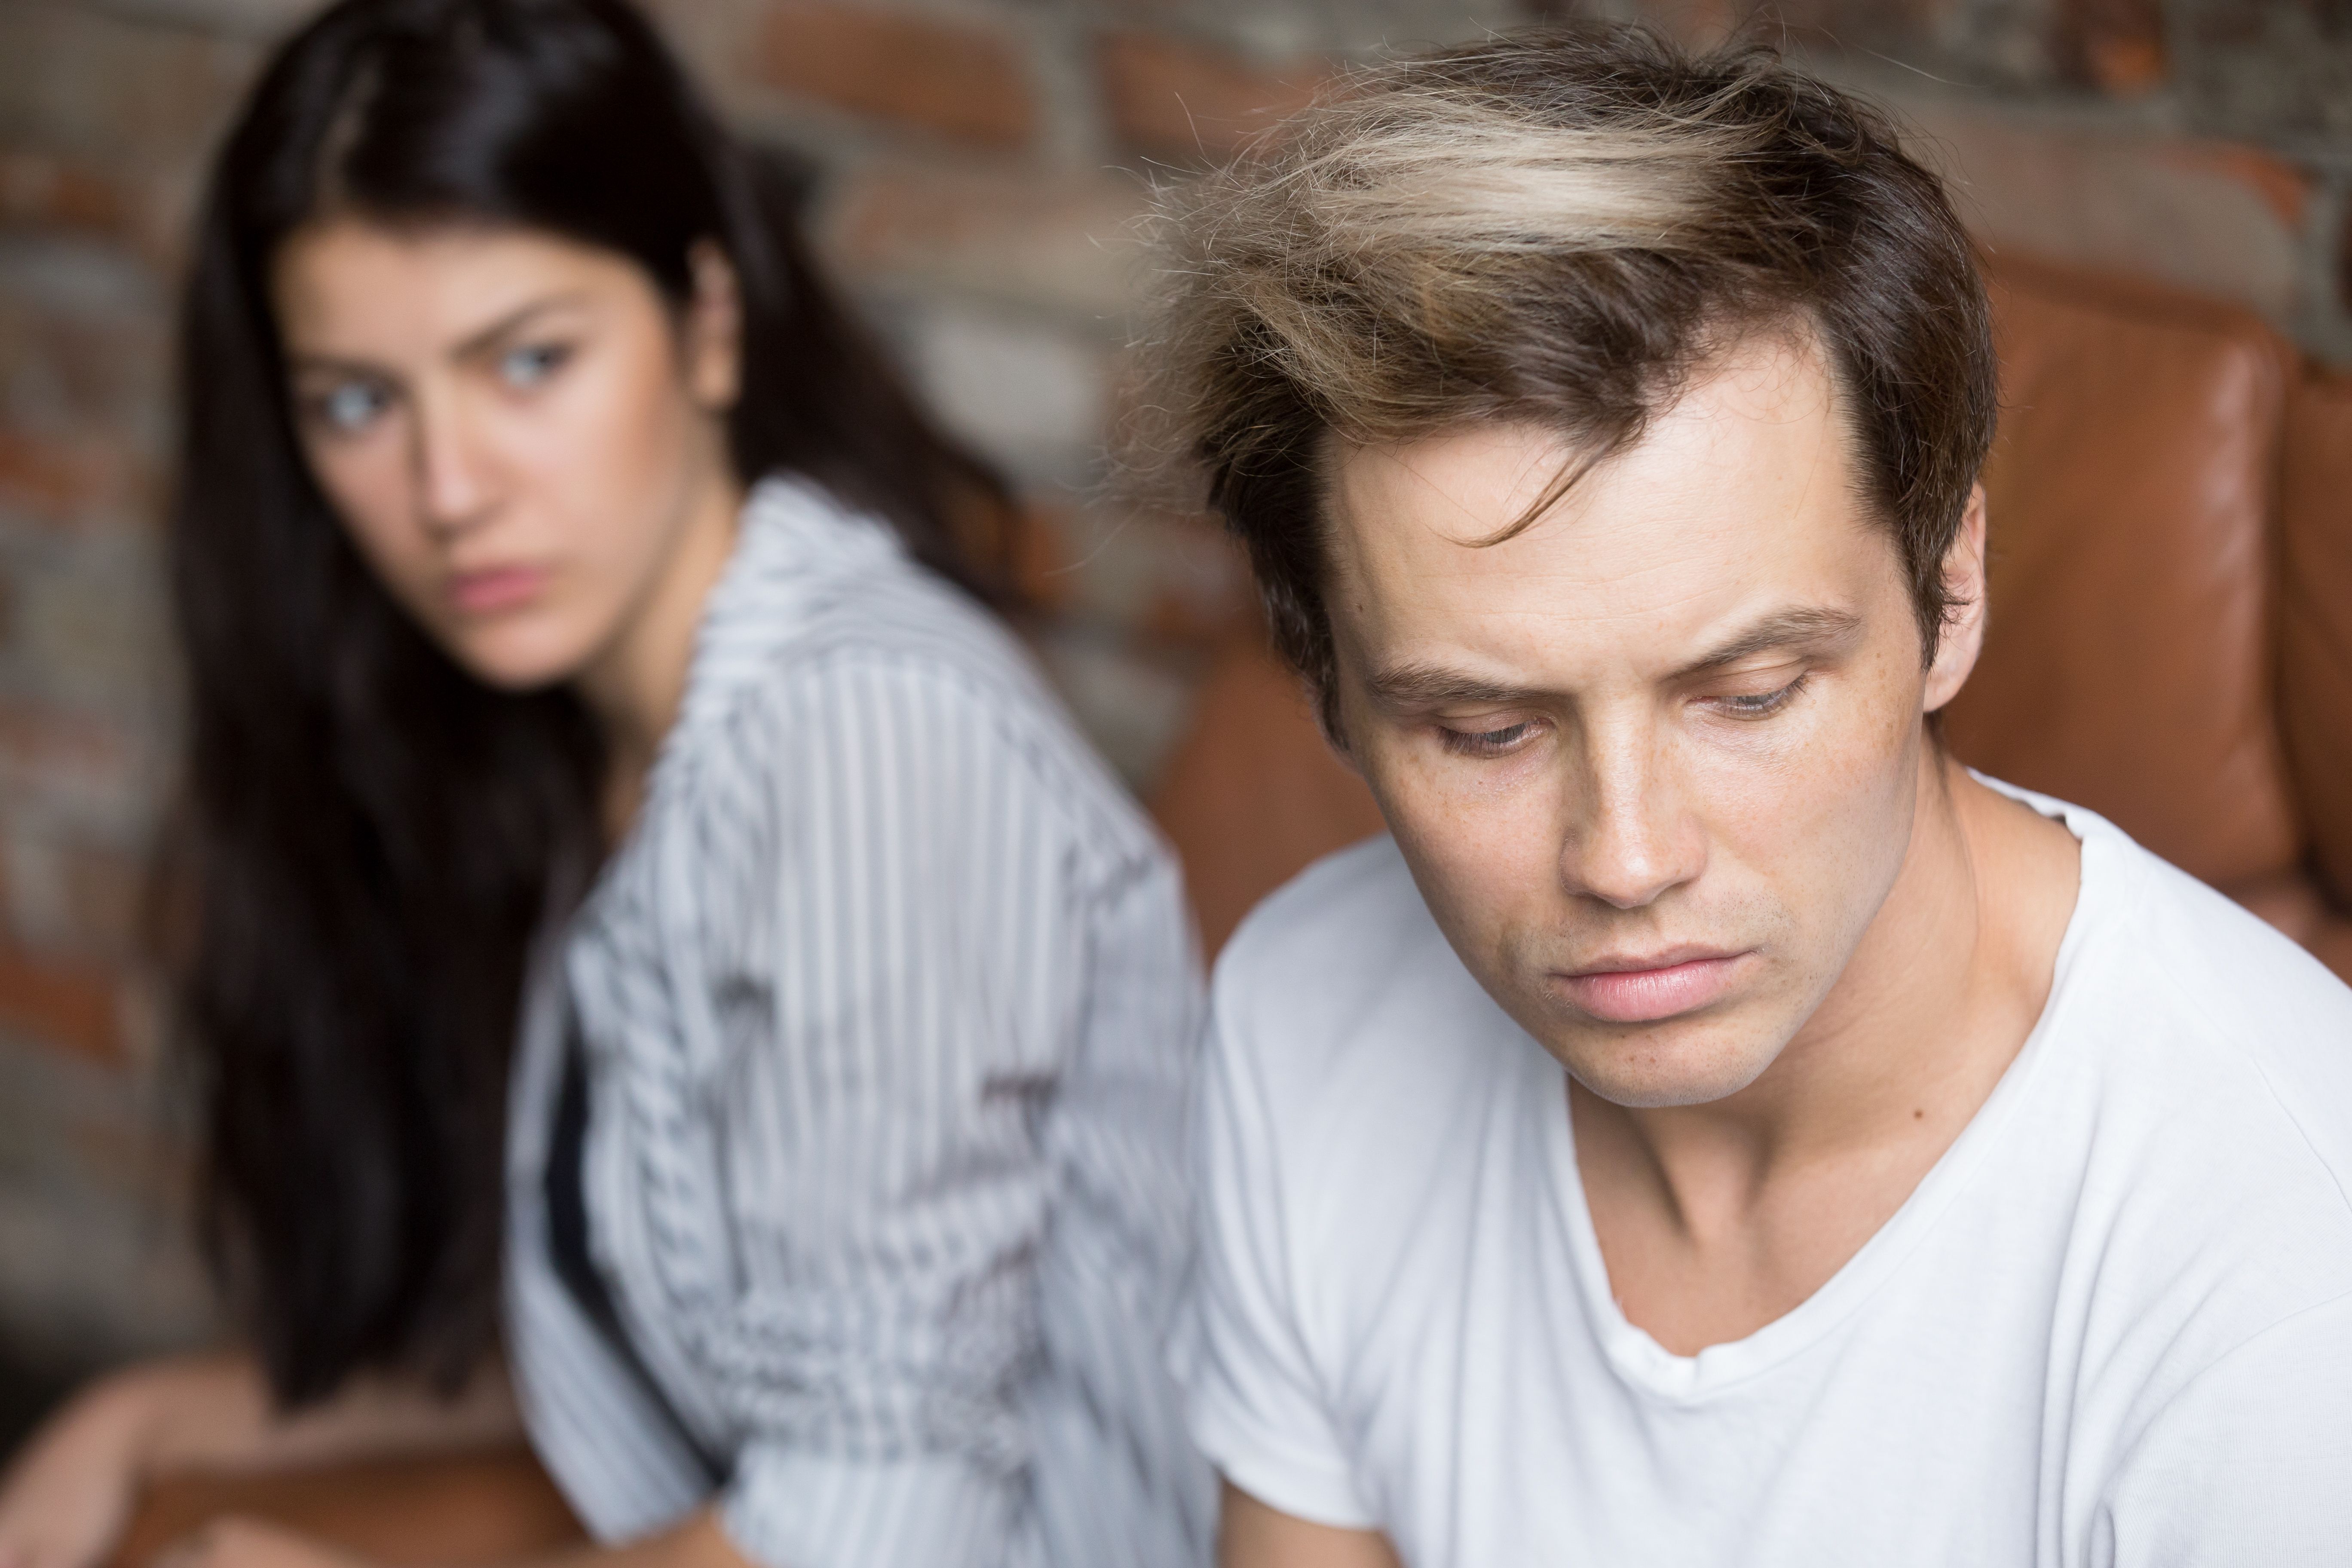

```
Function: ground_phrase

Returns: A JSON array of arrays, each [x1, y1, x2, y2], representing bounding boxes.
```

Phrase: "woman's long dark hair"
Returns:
[[172, 0, 1010, 1406]]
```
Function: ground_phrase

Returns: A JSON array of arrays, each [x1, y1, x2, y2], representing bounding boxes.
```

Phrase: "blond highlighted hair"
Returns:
[[1134, 24, 1996, 734]]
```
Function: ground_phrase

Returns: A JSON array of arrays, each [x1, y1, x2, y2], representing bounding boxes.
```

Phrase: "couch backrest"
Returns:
[[2281, 370, 2352, 910], [1943, 257, 2304, 886], [1150, 633, 1382, 955]]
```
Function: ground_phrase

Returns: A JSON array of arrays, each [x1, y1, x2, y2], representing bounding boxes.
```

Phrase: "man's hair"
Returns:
[[1137, 24, 1997, 735]]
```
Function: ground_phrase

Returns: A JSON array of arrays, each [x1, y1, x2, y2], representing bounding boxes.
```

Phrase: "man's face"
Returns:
[[1323, 333, 1982, 1109]]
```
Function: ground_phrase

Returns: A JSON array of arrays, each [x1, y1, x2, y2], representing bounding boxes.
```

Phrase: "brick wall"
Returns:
[[0, 0, 2345, 1382]]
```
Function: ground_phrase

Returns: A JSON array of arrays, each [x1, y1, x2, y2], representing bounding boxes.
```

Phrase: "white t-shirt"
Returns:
[[1178, 785, 2352, 1567]]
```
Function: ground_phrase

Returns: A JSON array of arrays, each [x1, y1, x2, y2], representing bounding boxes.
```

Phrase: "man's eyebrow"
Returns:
[[1675, 606, 1864, 679], [1362, 607, 1865, 711], [1363, 664, 1547, 711]]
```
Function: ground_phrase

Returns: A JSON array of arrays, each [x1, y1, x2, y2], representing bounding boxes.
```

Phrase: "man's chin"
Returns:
[[1547, 1017, 1789, 1110]]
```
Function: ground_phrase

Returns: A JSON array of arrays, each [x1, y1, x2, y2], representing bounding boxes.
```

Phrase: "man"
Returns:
[[1149, 25, 2352, 1568]]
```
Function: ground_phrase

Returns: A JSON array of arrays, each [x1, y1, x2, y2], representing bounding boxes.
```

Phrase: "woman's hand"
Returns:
[[153, 1519, 369, 1568], [0, 1374, 157, 1568], [0, 1351, 533, 1568]]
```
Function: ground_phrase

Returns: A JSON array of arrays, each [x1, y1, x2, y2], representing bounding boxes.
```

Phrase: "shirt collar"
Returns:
[[672, 473, 904, 741]]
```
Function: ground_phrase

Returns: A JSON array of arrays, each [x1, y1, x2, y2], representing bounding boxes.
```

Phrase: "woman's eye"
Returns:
[[1439, 721, 1536, 757], [498, 342, 571, 388], [312, 380, 390, 433]]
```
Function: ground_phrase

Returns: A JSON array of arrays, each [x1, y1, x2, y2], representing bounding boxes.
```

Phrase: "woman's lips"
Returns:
[[447, 564, 548, 615], [1551, 952, 1749, 1024]]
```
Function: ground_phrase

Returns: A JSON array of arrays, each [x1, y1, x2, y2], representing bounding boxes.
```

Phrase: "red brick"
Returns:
[[0, 147, 187, 271], [0, 424, 132, 524], [1096, 31, 1332, 162], [2056, 0, 2169, 94], [70, 1111, 192, 1204], [1004, 501, 1246, 647], [0, 149, 132, 237], [0, 835, 146, 961], [0, 700, 139, 826], [0, 943, 122, 1063], [60, 843, 145, 959], [0, 283, 175, 445], [2338, 197, 2352, 318], [757, 3, 1035, 150], [1613, 0, 1746, 52], [822, 162, 1147, 316], [0, 7, 252, 185]]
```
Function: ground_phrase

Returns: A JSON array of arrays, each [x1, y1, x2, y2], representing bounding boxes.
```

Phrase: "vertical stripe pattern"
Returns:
[[505, 478, 1213, 1567]]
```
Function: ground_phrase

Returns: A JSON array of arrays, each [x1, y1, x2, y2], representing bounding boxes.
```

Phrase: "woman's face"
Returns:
[[273, 219, 744, 693]]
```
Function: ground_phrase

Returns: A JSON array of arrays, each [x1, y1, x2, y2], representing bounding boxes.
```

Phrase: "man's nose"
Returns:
[[1561, 725, 1705, 911]]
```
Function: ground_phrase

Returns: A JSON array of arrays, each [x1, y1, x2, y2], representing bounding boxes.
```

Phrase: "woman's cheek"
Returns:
[[560, 326, 692, 497]]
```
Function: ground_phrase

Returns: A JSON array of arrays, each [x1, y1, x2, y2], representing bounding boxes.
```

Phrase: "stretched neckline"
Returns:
[[1531, 784, 2120, 1402]]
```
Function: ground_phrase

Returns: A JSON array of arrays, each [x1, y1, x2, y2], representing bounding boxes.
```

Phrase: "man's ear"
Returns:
[[1921, 483, 1988, 715], [683, 238, 743, 413]]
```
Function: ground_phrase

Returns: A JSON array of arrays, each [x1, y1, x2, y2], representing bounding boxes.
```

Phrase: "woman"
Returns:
[[0, 1, 1207, 1565]]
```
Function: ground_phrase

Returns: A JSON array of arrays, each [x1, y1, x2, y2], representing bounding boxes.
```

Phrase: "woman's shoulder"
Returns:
[[671, 479, 1158, 870]]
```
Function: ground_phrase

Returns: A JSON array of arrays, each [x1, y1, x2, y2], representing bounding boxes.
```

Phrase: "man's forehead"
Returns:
[[1317, 339, 1913, 701], [1329, 332, 1847, 548]]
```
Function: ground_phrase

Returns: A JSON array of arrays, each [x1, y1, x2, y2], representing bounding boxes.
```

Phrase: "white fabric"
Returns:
[[1179, 783, 2352, 1567], [506, 476, 1213, 1568]]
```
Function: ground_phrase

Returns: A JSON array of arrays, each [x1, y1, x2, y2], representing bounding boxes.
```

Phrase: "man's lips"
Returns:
[[1550, 949, 1750, 1025]]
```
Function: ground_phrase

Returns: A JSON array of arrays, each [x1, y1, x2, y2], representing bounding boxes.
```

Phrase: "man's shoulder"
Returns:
[[1994, 781, 2352, 1102], [1209, 833, 1516, 1111], [2047, 815, 2352, 1292], [2022, 831, 2352, 1445], [2092, 829, 2352, 1099], [1215, 834, 1439, 1020], [1225, 831, 1422, 956], [2107, 839, 2352, 1174]]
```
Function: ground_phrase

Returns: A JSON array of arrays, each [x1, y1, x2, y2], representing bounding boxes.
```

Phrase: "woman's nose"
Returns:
[[410, 389, 494, 536]]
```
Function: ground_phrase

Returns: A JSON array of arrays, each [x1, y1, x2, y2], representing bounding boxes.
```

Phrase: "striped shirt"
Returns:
[[504, 477, 1213, 1567]]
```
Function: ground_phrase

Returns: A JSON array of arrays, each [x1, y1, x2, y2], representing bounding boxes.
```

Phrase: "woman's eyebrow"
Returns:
[[283, 292, 592, 379], [447, 291, 591, 360]]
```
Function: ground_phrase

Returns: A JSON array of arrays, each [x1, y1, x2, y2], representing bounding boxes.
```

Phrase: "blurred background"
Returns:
[[0, 0, 2348, 1439]]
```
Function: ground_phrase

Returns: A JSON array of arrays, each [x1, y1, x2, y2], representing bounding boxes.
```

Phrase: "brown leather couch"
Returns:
[[1152, 255, 2352, 986], [107, 254, 2352, 1559]]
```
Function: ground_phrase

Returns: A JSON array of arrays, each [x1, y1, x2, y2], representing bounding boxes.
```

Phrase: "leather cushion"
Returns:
[[1945, 257, 2304, 885], [111, 1448, 584, 1568], [2280, 370, 2352, 910]]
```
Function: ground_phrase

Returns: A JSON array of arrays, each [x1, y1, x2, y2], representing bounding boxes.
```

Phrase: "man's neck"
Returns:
[[1570, 749, 2081, 1354]]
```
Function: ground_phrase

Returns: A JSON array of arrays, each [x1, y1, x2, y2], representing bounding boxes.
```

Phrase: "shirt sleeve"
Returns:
[[2095, 1290, 2352, 1566], [1173, 952, 1376, 1530], [683, 652, 1099, 1568]]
